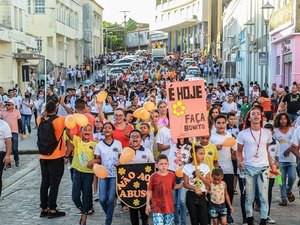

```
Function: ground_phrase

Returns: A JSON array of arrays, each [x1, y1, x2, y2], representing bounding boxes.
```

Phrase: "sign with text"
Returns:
[[116, 163, 155, 209], [166, 80, 209, 138]]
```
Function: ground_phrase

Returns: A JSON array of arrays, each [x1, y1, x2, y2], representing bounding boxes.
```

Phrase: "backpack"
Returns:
[[37, 115, 64, 155]]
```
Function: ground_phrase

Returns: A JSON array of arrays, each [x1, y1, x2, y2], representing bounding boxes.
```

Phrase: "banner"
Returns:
[[116, 163, 155, 209], [166, 80, 209, 138]]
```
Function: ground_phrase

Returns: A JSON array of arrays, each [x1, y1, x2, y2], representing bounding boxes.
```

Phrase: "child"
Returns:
[[94, 122, 122, 225], [198, 134, 219, 171], [264, 123, 279, 224], [65, 124, 97, 225], [146, 154, 181, 225], [183, 146, 211, 225], [209, 168, 234, 225]]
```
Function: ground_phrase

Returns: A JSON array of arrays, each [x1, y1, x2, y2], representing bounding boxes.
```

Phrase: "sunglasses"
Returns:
[[112, 105, 118, 107], [5, 103, 12, 106]]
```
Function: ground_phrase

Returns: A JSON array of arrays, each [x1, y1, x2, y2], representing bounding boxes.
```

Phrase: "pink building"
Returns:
[[270, 1, 300, 87]]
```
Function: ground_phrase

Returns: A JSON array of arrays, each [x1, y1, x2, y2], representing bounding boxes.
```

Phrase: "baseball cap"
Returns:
[[4, 99, 14, 105]]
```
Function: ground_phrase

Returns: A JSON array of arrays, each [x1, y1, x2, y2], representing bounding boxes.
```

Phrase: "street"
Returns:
[[1, 153, 300, 225]]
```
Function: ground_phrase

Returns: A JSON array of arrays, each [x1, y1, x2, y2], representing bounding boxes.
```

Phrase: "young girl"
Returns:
[[209, 168, 234, 225], [183, 146, 211, 225], [65, 124, 97, 225], [94, 122, 122, 225]]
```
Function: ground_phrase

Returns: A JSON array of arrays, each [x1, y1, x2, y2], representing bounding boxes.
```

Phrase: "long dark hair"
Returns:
[[177, 138, 192, 149], [188, 145, 204, 163], [208, 106, 220, 130], [273, 112, 292, 128]]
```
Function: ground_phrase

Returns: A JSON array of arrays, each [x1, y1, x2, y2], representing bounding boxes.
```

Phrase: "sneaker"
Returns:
[[88, 208, 94, 215], [15, 161, 19, 167], [227, 214, 234, 224], [242, 218, 248, 225], [40, 210, 48, 218], [48, 210, 66, 219], [247, 217, 255, 225], [93, 192, 99, 201], [4, 163, 11, 170], [267, 216, 276, 224]]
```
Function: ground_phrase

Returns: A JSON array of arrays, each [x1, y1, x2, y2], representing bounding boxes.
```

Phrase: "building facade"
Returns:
[[0, 0, 37, 91], [151, 0, 227, 61]]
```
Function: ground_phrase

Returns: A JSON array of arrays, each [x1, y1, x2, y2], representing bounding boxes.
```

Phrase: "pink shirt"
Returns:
[[0, 109, 21, 133]]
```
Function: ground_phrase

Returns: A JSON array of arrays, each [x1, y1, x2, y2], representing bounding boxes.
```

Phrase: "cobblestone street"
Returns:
[[1, 155, 300, 225]]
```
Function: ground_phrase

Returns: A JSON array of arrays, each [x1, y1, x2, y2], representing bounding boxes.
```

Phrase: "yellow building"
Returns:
[[151, 0, 226, 59]]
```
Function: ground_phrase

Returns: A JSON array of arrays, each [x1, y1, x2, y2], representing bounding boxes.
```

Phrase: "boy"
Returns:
[[146, 154, 180, 225], [209, 168, 234, 225], [198, 133, 219, 171]]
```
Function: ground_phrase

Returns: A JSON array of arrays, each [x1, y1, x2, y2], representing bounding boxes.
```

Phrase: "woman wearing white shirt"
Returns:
[[237, 107, 276, 225], [273, 113, 296, 206]]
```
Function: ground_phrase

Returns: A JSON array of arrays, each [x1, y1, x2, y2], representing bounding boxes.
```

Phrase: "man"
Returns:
[[0, 99, 22, 168], [236, 107, 276, 225], [221, 93, 237, 114], [38, 101, 66, 218], [0, 87, 8, 109], [279, 83, 300, 122], [46, 87, 57, 103], [127, 130, 154, 225], [0, 119, 12, 197]]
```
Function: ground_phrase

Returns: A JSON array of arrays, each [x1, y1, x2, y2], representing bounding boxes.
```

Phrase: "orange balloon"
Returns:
[[65, 115, 77, 129], [223, 137, 236, 147], [120, 147, 135, 164], [73, 113, 89, 127], [96, 91, 108, 103], [133, 107, 144, 118], [143, 101, 156, 111], [175, 166, 184, 178], [93, 164, 108, 178], [140, 109, 150, 120]]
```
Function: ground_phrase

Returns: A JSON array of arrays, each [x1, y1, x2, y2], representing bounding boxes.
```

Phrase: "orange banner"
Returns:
[[166, 80, 209, 139]]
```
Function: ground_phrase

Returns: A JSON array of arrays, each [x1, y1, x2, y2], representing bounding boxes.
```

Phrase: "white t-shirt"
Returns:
[[183, 163, 210, 192], [168, 143, 191, 172], [274, 127, 296, 163], [236, 128, 272, 167], [210, 131, 237, 174], [20, 99, 33, 115], [127, 146, 155, 164], [268, 138, 279, 163], [221, 101, 237, 113], [0, 119, 12, 152], [156, 126, 175, 157], [291, 126, 300, 148], [141, 134, 154, 153], [94, 139, 122, 177]]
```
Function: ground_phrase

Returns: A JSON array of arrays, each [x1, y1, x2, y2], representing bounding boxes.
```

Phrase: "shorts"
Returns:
[[209, 202, 227, 218], [153, 213, 174, 225]]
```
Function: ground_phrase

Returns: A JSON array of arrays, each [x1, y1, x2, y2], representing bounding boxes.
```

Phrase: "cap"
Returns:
[[4, 99, 14, 105]]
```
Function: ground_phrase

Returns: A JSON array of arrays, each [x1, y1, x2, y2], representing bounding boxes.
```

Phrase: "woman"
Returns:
[[258, 90, 272, 122], [208, 106, 220, 132], [240, 96, 251, 122], [20, 92, 33, 138], [157, 100, 168, 127], [33, 90, 44, 127], [57, 95, 72, 116], [273, 113, 296, 206], [103, 95, 114, 114]]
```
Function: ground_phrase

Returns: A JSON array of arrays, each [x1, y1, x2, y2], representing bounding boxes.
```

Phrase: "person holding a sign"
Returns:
[[127, 129, 155, 225], [183, 146, 211, 225], [236, 107, 276, 225]]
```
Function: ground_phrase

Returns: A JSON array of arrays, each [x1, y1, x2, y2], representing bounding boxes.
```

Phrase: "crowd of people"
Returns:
[[0, 52, 300, 225]]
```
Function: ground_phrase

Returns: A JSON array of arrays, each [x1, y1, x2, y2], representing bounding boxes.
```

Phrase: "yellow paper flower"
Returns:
[[118, 167, 126, 176], [133, 199, 140, 206], [145, 166, 152, 173], [172, 100, 186, 117], [133, 181, 140, 189]]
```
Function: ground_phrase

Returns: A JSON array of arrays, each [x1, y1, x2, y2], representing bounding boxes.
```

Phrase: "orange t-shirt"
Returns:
[[39, 116, 66, 160], [259, 97, 272, 112], [70, 113, 95, 141], [113, 124, 134, 148]]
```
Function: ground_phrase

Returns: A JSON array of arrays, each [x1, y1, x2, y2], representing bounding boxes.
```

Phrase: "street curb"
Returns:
[[19, 150, 39, 154]]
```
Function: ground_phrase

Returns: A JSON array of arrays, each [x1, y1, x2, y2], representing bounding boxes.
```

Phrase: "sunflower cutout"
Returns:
[[172, 100, 186, 117]]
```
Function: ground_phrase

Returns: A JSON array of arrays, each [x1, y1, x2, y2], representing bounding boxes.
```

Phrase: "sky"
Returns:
[[97, 0, 155, 24]]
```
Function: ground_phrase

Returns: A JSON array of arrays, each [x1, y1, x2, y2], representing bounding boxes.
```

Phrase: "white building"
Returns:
[[0, 0, 37, 91]]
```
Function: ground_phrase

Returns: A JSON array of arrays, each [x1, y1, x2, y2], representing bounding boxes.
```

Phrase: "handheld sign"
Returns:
[[116, 163, 155, 209], [166, 80, 209, 139]]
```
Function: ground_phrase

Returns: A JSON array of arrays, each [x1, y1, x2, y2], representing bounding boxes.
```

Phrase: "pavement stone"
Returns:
[[1, 154, 300, 225]]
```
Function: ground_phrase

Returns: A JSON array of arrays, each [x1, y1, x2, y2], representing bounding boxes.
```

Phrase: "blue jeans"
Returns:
[[21, 114, 32, 134], [173, 177, 187, 225], [12, 133, 19, 162], [288, 113, 298, 122], [99, 177, 116, 225], [279, 162, 296, 201], [72, 169, 93, 214], [245, 169, 269, 219]]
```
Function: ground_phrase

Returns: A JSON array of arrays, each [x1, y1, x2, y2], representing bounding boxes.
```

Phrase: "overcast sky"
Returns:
[[97, 0, 155, 24]]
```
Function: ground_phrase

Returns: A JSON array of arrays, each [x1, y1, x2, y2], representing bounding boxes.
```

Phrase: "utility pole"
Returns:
[[120, 10, 130, 52]]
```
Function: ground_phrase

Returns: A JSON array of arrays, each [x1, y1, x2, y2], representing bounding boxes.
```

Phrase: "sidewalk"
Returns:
[[18, 124, 38, 154]]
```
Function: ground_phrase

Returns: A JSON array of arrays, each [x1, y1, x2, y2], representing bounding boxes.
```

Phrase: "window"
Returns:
[[276, 56, 280, 74], [14, 7, 18, 30], [37, 39, 42, 52], [34, 0, 45, 14], [19, 9, 23, 31], [28, 0, 31, 14]]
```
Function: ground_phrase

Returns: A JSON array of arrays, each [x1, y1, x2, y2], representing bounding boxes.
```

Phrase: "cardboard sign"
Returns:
[[166, 80, 209, 138], [116, 163, 155, 209]]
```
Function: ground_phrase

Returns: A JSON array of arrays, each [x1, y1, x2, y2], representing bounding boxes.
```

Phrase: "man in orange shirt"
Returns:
[[0, 99, 22, 168], [38, 101, 66, 219]]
